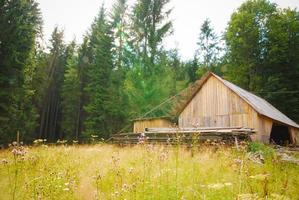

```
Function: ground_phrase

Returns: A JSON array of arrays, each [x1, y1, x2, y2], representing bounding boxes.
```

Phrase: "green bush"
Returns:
[[248, 142, 275, 159]]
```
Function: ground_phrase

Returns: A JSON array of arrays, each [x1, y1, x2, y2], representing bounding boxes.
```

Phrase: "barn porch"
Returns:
[[110, 127, 256, 144]]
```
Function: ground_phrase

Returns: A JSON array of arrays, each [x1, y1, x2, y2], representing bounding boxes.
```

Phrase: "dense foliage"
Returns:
[[0, 0, 298, 144]]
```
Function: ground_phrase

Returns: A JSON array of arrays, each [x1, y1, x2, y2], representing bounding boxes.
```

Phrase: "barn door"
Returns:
[[269, 123, 291, 145]]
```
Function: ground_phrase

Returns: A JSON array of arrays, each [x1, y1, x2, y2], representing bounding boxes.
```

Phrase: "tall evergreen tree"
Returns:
[[185, 55, 199, 83], [75, 37, 92, 139], [39, 27, 66, 141], [131, 0, 172, 73], [0, 0, 42, 144], [111, 0, 130, 71], [196, 19, 221, 76], [61, 41, 81, 140], [84, 5, 114, 138], [109, 0, 132, 133]]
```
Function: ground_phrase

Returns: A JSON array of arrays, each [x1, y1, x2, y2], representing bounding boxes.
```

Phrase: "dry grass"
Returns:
[[0, 143, 298, 200]]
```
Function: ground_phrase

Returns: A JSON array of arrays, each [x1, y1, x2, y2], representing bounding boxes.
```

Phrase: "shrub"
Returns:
[[248, 142, 275, 159]]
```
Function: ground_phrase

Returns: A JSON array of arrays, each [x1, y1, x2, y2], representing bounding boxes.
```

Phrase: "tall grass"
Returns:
[[0, 144, 298, 199]]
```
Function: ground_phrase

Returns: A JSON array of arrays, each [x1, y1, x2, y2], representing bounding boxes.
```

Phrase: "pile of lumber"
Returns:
[[110, 127, 255, 144]]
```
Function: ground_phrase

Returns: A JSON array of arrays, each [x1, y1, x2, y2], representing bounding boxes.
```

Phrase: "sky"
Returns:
[[38, 0, 299, 60]]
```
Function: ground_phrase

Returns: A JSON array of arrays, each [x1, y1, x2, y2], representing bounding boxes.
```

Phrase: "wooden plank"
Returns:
[[146, 126, 252, 132]]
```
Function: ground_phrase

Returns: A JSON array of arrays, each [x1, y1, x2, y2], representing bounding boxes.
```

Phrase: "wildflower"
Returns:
[[270, 194, 290, 200], [237, 193, 259, 200], [207, 183, 225, 189], [128, 167, 134, 174], [211, 141, 217, 146], [114, 191, 119, 196], [138, 133, 147, 144], [34, 139, 42, 144], [204, 182, 233, 190], [249, 173, 270, 181], [12, 148, 18, 155], [121, 183, 129, 192], [57, 139, 67, 144], [1, 159, 8, 164], [63, 188, 70, 191], [159, 152, 168, 161], [224, 182, 232, 186], [12, 141, 18, 146], [167, 137, 171, 144], [234, 158, 243, 165]]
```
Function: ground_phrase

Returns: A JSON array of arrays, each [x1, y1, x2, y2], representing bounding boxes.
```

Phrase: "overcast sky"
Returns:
[[38, 0, 299, 60]]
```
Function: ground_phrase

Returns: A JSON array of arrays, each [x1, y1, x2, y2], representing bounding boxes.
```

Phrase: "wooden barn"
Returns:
[[114, 72, 299, 145], [178, 72, 299, 144]]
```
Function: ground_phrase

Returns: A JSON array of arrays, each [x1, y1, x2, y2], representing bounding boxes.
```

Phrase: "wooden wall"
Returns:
[[178, 76, 275, 142], [133, 118, 173, 133], [289, 127, 299, 144]]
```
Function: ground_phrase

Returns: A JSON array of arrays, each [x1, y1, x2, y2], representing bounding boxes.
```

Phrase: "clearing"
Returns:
[[0, 144, 298, 200]]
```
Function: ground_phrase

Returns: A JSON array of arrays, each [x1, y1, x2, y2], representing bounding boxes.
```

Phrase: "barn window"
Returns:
[[269, 123, 291, 145]]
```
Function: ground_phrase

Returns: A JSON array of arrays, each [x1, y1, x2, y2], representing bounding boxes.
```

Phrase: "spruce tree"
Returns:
[[39, 27, 66, 141], [61, 41, 81, 140], [196, 19, 221, 77], [0, 0, 42, 144], [84, 5, 114, 139], [131, 0, 173, 73]]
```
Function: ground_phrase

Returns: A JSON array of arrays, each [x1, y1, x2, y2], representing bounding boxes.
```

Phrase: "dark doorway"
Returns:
[[269, 123, 291, 145]]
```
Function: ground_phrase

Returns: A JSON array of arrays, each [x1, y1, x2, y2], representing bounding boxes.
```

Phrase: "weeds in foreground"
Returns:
[[0, 143, 298, 199]]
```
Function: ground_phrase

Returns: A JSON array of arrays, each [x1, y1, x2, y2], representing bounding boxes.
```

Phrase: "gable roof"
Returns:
[[179, 72, 299, 129]]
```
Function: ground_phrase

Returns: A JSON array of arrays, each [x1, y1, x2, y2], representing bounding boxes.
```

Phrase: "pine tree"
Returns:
[[75, 37, 92, 140], [0, 0, 42, 144], [39, 27, 66, 141], [196, 19, 221, 77], [131, 0, 173, 74], [84, 5, 114, 139], [61, 41, 81, 140], [185, 55, 199, 83], [111, 0, 130, 71]]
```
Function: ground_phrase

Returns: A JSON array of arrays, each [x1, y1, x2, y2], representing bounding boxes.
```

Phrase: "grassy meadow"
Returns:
[[0, 143, 298, 200]]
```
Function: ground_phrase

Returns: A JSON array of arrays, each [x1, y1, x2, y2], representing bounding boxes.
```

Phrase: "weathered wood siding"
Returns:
[[178, 76, 273, 142], [289, 127, 299, 144], [133, 119, 173, 133], [257, 116, 273, 143]]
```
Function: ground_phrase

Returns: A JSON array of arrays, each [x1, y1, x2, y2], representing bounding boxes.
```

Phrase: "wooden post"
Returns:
[[234, 137, 239, 150], [17, 131, 20, 146]]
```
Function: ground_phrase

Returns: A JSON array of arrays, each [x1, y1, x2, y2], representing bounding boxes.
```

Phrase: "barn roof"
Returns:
[[180, 72, 299, 129]]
